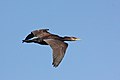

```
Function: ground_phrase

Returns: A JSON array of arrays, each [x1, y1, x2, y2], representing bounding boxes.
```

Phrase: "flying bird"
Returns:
[[22, 29, 80, 67]]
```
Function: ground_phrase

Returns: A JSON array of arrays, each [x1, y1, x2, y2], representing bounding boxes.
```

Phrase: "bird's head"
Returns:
[[70, 37, 81, 41], [63, 36, 81, 41]]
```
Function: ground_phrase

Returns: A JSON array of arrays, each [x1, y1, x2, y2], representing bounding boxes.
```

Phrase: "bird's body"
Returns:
[[23, 29, 80, 67]]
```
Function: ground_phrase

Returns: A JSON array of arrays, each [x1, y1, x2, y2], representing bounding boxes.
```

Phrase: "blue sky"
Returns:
[[0, 0, 120, 80]]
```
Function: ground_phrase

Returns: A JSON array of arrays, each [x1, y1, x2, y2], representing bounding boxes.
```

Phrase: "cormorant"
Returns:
[[22, 29, 80, 67]]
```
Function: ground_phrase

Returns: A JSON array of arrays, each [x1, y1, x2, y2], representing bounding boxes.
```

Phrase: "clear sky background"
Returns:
[[0, 0, 120, 80]]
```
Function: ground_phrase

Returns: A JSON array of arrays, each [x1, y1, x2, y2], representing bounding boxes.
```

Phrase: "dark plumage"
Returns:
[[22, 29, 80, 67]]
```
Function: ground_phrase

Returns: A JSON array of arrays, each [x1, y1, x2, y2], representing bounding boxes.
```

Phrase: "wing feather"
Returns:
[[44, 39, 68, 67]]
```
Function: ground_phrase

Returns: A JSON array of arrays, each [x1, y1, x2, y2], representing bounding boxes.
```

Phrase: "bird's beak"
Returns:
[[75, 38, 81, 40]]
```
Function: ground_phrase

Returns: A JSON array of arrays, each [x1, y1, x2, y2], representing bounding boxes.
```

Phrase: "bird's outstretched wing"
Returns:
[[24, 32, 34, 40], [32, 29, 50, 38], [44, 39, 68, 67], [23, 29, 50, 41]]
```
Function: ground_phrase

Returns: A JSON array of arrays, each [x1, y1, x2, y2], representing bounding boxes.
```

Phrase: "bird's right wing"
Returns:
[[32, 29, 50, 38], [24, 32, 34, 40], [24, 29, 50, 40], [44, 39, 68, 67]]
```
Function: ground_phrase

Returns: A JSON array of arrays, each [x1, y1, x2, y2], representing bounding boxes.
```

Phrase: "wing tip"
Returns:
[[52, 62, 59, 68]]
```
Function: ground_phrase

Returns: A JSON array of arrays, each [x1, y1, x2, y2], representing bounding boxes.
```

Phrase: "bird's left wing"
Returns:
[[44, 39, 68, 67]]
